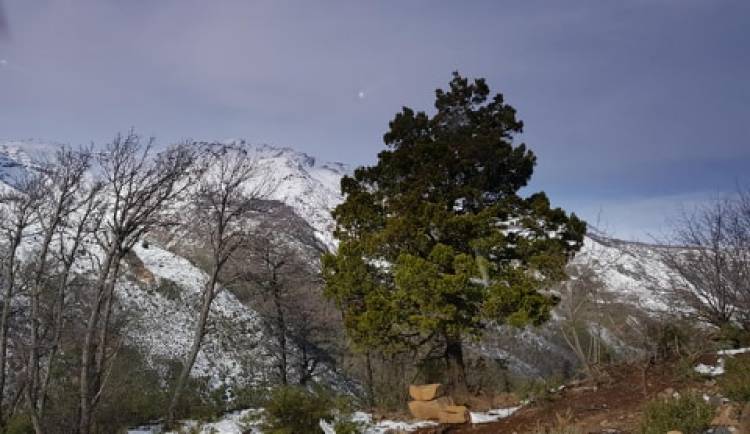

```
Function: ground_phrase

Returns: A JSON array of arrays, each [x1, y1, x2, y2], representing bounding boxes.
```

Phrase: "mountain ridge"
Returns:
[[0, 139, 678, 382]]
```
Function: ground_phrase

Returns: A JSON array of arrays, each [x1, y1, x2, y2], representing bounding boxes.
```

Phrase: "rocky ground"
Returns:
[[412, 355, 750, 434]]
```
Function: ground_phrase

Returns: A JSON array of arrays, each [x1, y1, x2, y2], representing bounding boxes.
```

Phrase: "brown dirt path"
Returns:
[[413, 362, 704, 434]]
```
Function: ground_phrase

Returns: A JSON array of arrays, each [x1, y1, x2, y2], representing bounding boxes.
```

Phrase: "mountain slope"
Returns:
[[0, 139, 681, 383], [0, 140, 349, 389]]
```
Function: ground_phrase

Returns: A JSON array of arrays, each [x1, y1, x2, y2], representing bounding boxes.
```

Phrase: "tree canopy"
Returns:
[[323, 72, 586, 393]]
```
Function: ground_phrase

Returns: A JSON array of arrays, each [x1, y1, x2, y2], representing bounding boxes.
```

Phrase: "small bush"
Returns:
[[640, 392, 713, 434], [331, 395, 367, 434], [154, 277, 182, 301], [333, 419, 367, 434], [719, 356, 750, 402], [717, 325, 750, 348], [515, 376, 564, 403], [530, 410, 581, 434], [5, 413, 34, 434], [95, 348, 172, 429], [675, 355, 702, 381], [262, 386, 333, 434], [231, 385, 269, 410]]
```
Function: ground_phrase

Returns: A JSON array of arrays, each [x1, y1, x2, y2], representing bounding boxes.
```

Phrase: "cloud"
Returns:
[[0, 0, 747, 235]]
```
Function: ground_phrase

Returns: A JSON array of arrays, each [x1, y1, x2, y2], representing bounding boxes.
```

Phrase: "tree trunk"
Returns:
[[0, 231, 23, 430], [272, 282, 287, 385], [92, 260, 121, 406], [444, 335, 469, 401], [167, 268, 219, 428], [79, 249, 116, 434], [38, 236, 80, 421], [365, 351, 375, 409], [0, 276, 15, 431], [27, 220, 59, 434]]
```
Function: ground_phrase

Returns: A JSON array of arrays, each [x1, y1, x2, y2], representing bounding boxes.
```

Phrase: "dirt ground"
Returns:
[[412, 361, 706, 434]]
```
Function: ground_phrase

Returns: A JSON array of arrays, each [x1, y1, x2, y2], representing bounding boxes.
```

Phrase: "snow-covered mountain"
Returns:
[[0, 139, 348, 248], [0, 139, 679, 383], [210, 140, 348, 250], [0, 139, 350, 389]]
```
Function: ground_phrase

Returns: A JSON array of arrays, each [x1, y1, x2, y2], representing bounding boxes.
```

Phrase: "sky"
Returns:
[[0, 1, 748, 240]]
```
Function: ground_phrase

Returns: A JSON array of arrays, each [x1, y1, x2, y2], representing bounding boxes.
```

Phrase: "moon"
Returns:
[[357, 90, 366, 99]]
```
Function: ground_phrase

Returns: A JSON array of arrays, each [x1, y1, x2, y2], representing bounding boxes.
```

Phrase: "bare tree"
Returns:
[[0, 174, 44, 430], [662, 192, 750, 334], [235, 204, 329, 386], [23, 147, 95, 434], [245, 231, 294, 385], [78, 132, 197, 434], [287, 291, 339, 386], [729, 187, 750, 330], [557, 259, 607, 382], [167, 143, 267, 427], [236, 208, 349, 396], [556, 230, 627, 383], [38, 182, 103, 432]]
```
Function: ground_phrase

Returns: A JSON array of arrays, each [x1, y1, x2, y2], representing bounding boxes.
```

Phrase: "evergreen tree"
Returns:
[[323, 72, 586, 397]]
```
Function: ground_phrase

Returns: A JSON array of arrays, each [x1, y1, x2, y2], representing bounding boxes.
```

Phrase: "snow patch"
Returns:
[[470, 406, 522, 423]]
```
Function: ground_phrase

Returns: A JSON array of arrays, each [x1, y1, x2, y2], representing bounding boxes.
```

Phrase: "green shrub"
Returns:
[[333, 419, 367, 434], [330, 395, 367, 434], [719, 356, 750, 402], [675, 355, 702, 381], [262, 386, 334, 434], [515, 376, 564, 403], [94, 348, 171, 429], [640, 392, 713, 434], [5, 413, 34, 434], [231, 385, 268, 410], [717, 325, 750, 348], [154, 277, 182, 301]]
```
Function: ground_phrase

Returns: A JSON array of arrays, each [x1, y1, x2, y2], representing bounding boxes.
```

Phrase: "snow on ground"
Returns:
[[695, 362, 725, 376], [182, 409, 263, 434], [470, 406, 522, 423], [718, 347, 750, 356], [119, 243, 271, 387], [133, 405, 520, 434], [572, 236, 677, 312], [694, 347, 750, 377], [223, 141, 348, 251]]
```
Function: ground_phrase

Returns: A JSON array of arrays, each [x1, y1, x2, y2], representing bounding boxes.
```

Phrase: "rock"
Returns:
[[437, 405, 469, 424], [409, 384, 445, 401], [408, 396, 454, 420]]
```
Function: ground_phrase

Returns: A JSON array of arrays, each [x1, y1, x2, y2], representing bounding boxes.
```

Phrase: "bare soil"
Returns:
[[413, 361, 707, 434]]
